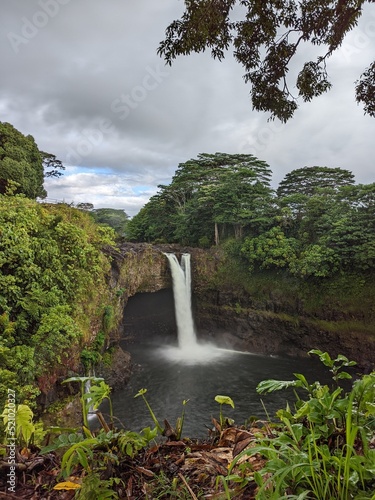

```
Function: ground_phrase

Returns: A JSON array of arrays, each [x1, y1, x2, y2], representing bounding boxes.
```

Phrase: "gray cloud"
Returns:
[[1, 0, 374, 214]]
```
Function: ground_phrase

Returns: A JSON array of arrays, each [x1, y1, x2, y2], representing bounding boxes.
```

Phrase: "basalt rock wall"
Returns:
[[188, 248, 375, 372]]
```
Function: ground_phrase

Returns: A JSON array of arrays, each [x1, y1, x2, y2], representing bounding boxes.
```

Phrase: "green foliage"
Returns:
[[81, 331, 107, 371], [128, 152, 274, 246], [198, 235, 211, 248], [241, 227, 298, 272], [158, 2, 374, 121], [277, 166, 355, 198], [75, 473, 120, 500], [129, 155, 375, 280], [43, 426, 156, 500], [81, 348, 101, 372], [356, 60, 375, 118], [0, 121, 46, 198], [33, 306, 82, 373], [91, 208, 129, 237], [0, 402, 46, 448], [117, 427, 157, 458], [134, 388, 164, 434], [32, 352, 373, 498], [41, 375, 157, 498], [215, 394, 235, 429], [134, 388, 190, 440], [255, 172, 374, 278], [226, 351, 375, 498], [0, 196, 115, 423], [102, 306, 115, 334], [62, 376, 107, 428]]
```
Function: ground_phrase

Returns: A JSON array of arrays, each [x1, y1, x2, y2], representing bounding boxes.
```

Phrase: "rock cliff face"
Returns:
[[190, 249, 375, 371], [107, 243, 173, 342], [110, 244, 374, 372]]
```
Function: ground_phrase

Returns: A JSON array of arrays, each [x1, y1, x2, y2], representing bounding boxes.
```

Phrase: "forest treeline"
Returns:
[[127, 153, 375, 280]]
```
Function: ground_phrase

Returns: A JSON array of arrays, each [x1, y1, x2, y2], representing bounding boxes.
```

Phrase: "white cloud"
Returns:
[[44, 171, 158, 215]]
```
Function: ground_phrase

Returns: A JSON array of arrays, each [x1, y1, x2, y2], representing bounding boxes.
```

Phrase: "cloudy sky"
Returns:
[[1, 1, 374, 216]]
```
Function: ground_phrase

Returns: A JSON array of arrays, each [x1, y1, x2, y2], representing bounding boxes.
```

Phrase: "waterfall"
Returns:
[[163, 252, 229, 363], [164, 253, 198, 349]]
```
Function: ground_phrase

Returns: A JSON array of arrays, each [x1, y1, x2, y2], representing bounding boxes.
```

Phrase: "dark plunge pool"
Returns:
[[110, 289, 333, 438]]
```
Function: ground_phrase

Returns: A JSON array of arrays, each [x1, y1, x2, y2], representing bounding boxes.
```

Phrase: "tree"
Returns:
[[277, 166, 355, 198], [77, 202, 95, 211], [158, 1, 375, 122], [128, 152, 274, 246], [0, 122, 65, 199], [276, 167, 355, 230], [356, 61, 375, 118], [172, 153, 273, 243], [41, 151, 65, 178], [241, 226, 298, 272], [91, 208, 129, 237], [0, 122, 46, 198], [127, 193, 177, 243]]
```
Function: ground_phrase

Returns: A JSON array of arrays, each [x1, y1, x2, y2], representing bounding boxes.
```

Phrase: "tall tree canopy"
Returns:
[[129, 155, 375, 278], [158, 0, 375, 122], [127, 152, 274, 245], [0, 122, 65, 199], [277, 166, 355, 198], [0, 122, 46, 198], [91, 208, 129, 237]]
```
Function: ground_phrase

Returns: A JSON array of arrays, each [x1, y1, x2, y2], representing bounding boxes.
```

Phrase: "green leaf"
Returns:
[[134, 388, 147, 398], [336, 371, 352, 380], [293, 372, 311, 390], [214, 395, 235, 408], [309, 350, 333, 367], [141, 426, 158, 442], [256, 379, 300, 394], [15, 404, 35, 446]]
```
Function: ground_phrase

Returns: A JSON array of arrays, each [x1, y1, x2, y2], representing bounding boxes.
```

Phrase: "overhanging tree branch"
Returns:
[[158, 0, 375, 122]]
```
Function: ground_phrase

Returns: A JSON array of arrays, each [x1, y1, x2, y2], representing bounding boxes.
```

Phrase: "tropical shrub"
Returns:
[[227, 350, 375, 499]]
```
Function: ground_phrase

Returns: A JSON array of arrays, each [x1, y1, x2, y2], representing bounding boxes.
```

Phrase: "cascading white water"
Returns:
[[163, 253, 229, 363], [164, 253, 197, 349]]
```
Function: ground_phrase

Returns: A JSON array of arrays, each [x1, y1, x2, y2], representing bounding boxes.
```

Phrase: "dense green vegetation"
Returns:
[[90, 208, 129, 237], [0, 195, 115, 416], [0, 122, 46, 199], [0, 121, 65, 199], [226, 351, 375, 499], [127, 153, 274, 245], [128, 153, 375, 282]]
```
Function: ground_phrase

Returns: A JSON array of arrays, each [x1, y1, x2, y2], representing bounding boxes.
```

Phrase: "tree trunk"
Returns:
[[233, 224, 243, 239], [214, 222, 219, 246]]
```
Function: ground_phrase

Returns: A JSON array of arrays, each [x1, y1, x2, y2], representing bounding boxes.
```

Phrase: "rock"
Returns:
[[97, 346, 132, 390]]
